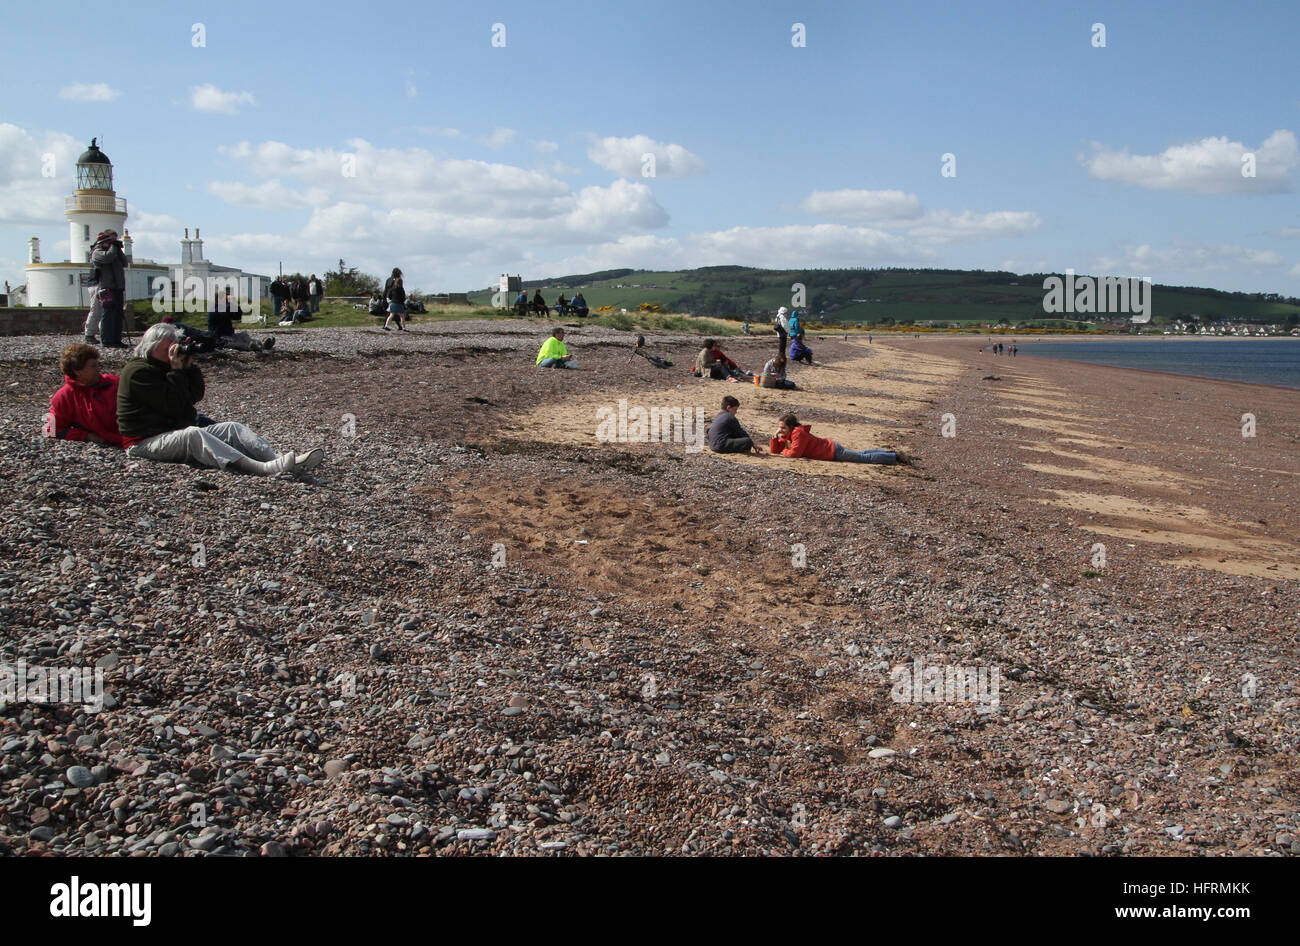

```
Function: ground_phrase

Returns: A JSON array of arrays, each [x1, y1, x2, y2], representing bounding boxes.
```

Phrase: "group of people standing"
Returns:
[[269, 274, 323, 324], [986, 340, 1017, 356]]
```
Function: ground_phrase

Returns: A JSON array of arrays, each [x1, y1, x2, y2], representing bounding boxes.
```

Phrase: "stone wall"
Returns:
[[0, 307, 141, 337]]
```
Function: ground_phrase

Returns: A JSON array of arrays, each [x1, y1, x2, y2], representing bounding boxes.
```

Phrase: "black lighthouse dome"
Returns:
[[77, 138, 112, 165], [75, 138, 114, 191]]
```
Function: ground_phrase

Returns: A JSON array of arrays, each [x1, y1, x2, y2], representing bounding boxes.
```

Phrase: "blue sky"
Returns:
[[3, 0, 1298, 294]]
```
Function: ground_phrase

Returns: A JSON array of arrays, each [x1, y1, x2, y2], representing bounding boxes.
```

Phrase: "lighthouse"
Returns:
[[67, 139, 128, 264], [23, 137, 270, 313]]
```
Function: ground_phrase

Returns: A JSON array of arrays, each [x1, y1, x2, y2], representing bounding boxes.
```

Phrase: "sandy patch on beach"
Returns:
[[500, 346, 962, 480], [1032, 488, 1300, 580]]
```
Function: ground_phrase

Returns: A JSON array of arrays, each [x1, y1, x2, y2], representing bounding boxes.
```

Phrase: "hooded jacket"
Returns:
[[770, 423, 836, 460], [773, 306, 790, 332], [117, 355, 204, 446], [89, 241, 126, 291], [46, 373, 124, 447]]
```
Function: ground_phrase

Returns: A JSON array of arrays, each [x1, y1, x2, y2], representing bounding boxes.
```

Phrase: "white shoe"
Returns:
[[295, 447, 324, 472]]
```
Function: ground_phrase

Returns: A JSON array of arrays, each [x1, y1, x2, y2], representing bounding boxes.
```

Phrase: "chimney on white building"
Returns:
[[181, 227, 192, 264], [28, 237, 40, 264], [193, 227, 204, 262], [122, 230, 133, 262]]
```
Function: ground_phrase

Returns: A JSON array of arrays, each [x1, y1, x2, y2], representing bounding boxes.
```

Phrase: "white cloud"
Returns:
[[1289, 263, 1300, 276], [799, 188, 923, 221], [205, 179, 331, 210], [1082, 130, 1298, 194], [1095, 242, 1285, 275], [0, 123, 81, 226], [905, 209, 1042, 245], [58, 83, 121, 102], [534, 140, 559, 153], [190, 84, 257, 115], [405, 81, 418, 99], [1267, 227, 1300, 238], [481, 127, 517, 149], [587, 135, 706, 179]]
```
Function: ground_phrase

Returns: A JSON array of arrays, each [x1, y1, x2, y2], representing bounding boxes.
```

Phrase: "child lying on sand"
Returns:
[[769, 413, 907, 465]]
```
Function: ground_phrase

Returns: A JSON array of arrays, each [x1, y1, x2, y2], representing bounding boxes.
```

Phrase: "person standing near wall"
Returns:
[[89, 230, 127, 348]]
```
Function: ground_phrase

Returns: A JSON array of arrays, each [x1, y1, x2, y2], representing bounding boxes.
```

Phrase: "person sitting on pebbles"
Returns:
[[117, 324, 325, 477], [44, 342, 125, 447], [769, 413, 907, 465], [535, 327, 578, 368]]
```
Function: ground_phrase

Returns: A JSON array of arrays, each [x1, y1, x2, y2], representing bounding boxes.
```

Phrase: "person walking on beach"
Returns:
[[769, 413, 903, 465], [308, 274, 322, 313], [383, 268, 407, 331], [708, 395, 764, 455]]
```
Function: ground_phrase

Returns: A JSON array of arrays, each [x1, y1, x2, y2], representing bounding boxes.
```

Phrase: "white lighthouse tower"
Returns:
[[22, 137, 270, 314], [67, 138, 127, 264]]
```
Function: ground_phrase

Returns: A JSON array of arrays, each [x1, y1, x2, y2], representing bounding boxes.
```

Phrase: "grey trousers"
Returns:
[[84, 295, 102, 336], [126, 421, 278, 471]]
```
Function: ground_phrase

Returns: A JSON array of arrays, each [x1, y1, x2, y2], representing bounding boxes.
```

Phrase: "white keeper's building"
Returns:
[[22, 139, 269, 310]]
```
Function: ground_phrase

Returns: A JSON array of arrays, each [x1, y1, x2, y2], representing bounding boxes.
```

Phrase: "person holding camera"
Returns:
[[90, 230, 128, 348], [118, 324, 324, 476]]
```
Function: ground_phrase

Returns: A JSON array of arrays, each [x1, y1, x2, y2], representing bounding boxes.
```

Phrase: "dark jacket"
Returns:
[[707, 410, 750, 452], [385, 278, 406, 304], [117, 355, 204, 446], [89, 241, 126, 290], [269, 278, 289, 300]]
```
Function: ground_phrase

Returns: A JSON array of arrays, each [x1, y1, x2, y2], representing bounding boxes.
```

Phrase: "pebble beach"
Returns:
[[1, 322, 1296, 857]]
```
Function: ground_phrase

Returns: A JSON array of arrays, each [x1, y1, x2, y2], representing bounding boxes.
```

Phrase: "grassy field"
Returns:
[[129, 300, 744, 336], [466, 267, 1300, 326]]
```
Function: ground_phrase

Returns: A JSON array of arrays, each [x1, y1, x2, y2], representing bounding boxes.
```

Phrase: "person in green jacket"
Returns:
[[118, 324, 325, 476], [536, 328, 578, 369]]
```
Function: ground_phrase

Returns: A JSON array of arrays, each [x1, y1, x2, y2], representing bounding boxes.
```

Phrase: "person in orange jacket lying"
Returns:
[[769, 413, 906, 465]]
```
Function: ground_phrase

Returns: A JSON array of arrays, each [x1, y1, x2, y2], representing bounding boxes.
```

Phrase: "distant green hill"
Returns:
[[470, 267, 1300, 327]]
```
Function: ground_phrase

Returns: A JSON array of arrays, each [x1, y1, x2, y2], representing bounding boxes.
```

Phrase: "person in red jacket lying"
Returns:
[[768, 413, 906, 465], [44, 342, 125, 447]]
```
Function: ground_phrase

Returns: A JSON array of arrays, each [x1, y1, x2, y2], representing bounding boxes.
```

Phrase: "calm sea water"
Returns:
[[1014, 338, 1300, 389]]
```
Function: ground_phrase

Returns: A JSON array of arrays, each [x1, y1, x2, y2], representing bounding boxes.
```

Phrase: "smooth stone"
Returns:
[[883, 816, 903, 829], [323, 760, 348, 778], [868, 748, 897, 759], [457, 828, 496, 841], [65, 765, 94, 788]]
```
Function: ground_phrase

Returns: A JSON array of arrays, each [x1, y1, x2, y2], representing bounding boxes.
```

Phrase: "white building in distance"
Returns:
[[23, 139, 269, 312]]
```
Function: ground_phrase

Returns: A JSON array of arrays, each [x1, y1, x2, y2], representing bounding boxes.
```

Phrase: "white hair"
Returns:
[[134, 323, 182, 360]]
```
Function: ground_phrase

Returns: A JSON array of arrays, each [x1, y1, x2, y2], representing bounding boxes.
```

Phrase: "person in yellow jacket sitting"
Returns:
[[536, 327, 578, 369]]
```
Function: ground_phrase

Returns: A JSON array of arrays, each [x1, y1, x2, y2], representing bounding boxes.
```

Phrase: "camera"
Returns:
[[176, 335, 215, 357]]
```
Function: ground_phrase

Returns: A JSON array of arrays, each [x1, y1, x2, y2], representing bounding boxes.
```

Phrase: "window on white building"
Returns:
[[68, 274, 74, 285], [84, 225, 90, 241]]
